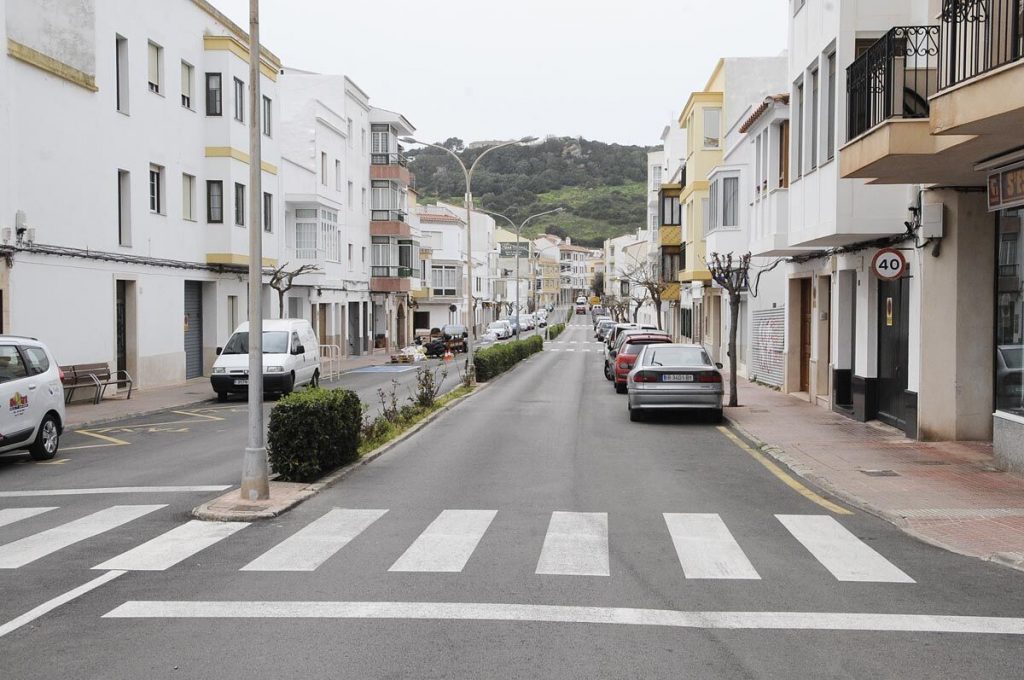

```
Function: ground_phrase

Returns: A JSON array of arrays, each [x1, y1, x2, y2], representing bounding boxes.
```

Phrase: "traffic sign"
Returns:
[[871, 248, 907, 280]]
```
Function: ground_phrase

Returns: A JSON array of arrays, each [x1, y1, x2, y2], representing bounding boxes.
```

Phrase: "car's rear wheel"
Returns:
[[615, 382, 627, 394], [29, 414, 60, 461], [628, 405, 643, 422]]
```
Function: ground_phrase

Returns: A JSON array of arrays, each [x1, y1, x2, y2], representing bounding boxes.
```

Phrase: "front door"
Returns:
[[317, 305, 328, 346], [877, 277, 910, 430], [799, 279, 812, 392], [116, 281, 127, 375], [183, 281, 203, 379], [348, 302, 360, 356]]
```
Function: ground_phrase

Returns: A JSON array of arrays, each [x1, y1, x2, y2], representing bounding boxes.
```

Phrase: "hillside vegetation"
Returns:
[[408, 136, 650, 247]]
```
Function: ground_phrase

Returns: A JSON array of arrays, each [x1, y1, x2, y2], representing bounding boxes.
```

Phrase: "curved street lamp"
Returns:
[[400, 136, 537, 381]]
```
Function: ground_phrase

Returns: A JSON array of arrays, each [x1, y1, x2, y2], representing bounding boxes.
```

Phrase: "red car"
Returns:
[[612, 334, 673, 393]]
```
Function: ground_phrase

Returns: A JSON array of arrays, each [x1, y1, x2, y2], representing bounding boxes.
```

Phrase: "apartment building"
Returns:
[[0, 0, 283, 388], [494, 226, 533, 314], [604, 229, 650, 318], [654, 122, 686, 335], [414, 205, 466, 332]]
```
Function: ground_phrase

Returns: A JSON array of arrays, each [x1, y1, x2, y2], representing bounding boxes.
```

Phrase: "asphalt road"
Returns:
[[1, 315, 1022, 678]]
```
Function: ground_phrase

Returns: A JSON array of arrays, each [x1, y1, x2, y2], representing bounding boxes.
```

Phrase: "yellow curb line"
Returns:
[[716, 425, 852, 515]]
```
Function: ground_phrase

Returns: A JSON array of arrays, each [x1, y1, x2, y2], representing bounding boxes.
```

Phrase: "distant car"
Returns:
[[612, 334, 673, 393], [626, 344, 724, 422], [595, 319, 616, 341], [0, 336, 65, 460], [605, 322, 659, 356], [996, 344, 1023, 410], [591, 306, 607, 322], [487, 321, 513, 340], [605, 327, 670, 380], [576, 296, 587, 305], [593, 315, 612, 334]]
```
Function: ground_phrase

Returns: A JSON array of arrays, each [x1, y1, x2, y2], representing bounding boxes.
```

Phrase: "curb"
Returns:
[[723, 415, 1024, 574], [192, 381, 489, 521]]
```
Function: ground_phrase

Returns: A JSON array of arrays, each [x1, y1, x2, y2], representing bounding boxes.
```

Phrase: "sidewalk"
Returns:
[[64, 352, 388, 429], [726, 381, 1024, 571]]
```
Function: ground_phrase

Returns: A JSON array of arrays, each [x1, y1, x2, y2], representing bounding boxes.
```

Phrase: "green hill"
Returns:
[[408, 136, 650, 248]]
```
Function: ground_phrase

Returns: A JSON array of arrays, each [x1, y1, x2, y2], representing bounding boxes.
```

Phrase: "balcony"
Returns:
[[370, 153, 411, 184], [370, 209, 410, 237], [370, 266, 418, 293]]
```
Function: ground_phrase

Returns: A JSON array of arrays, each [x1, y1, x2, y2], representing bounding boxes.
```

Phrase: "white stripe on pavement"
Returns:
[[0, 505, 165, 568], [0, 507, 57, 528], [102, 600, 1024, 635], [565, 349, 576, 352], [776, 515, 914, 583], [241, 508, 387, 572], [664, 513, 760, 580], [390, 509, 497, 573], [93, 520, 248, 571], [1, 570, 125, 639], [536, 511, 609, 576], [0, 486, 231, 498]]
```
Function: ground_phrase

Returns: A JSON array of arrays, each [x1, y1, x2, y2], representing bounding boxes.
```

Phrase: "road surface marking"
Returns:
[[93, 520, 248, 571], [102, 600, 1024, 635], [241, 508, 387, 572], [716, 427, 851, 515], [169, 410, 225, 421], [0, 507, 57, 528], [0, 486, 231, 498], [390, 509, 497, 573], [548, 348, 561, 352], [565, 349, 576, 352], [776, 515, 914, 583], [65, 429, 130, 450], [536, 511, 609, 576], [0, 570, 125, 638], [0, 505, 165, 568], [663, 513, 760, 579]]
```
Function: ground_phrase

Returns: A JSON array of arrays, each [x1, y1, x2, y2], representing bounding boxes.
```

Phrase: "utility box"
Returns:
[[921, 202, 944, 239]]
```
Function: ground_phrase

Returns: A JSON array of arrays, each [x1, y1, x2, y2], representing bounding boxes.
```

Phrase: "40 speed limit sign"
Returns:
[[871, 248, 907, 280]]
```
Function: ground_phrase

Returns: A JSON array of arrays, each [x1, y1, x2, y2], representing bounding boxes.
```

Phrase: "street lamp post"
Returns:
[[478, 207, 564, 333], [400, 136, 536, 380]]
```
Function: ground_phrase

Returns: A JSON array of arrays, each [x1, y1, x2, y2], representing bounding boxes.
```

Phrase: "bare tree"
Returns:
[[621, 259, 670, 330], [269, 263, 321, 318], [707, 252, 751, 408], [627, 288, 650, 323]]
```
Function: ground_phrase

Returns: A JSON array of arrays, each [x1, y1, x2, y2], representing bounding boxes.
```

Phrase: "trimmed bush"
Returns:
[[475, 335, 543, 382], [268, 388, 362, 482], [547, 323, 566, 340]]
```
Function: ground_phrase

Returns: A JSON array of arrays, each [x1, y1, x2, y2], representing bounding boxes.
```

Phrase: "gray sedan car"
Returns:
[[626, 344, 724, 422]]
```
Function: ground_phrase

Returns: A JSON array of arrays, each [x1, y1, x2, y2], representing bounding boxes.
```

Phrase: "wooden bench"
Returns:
[[60, 363, 134, 405]]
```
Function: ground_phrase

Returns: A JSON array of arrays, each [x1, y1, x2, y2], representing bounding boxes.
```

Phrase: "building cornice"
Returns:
[[205, 147, 278, 174], [202, 35, 279, 81], [6, 39, 97, 92], [191, 0, 282, 66]]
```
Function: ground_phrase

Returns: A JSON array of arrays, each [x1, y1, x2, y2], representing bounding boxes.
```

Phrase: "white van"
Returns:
[[211, 319, 320, 401]]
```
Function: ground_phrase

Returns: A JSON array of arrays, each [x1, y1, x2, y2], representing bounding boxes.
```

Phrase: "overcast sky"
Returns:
[[213, 1, 788, 147]]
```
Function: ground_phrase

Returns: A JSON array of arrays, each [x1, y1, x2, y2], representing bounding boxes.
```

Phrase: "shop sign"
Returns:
[[988, 163, 1024, 212], [871, 248, 907, 281], [499, 242, 530, 258]]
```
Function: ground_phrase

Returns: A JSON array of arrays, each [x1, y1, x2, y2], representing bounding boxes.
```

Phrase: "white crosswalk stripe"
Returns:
[[0, 507, 56, 529], [390, 509, 497, 572], [241, 508, 387, 572], [93, 520, 248, 571], [0, 505, 165, 569], [664, 513, 760, 579], [536, 511, 609, 576], [776, 515, 915, 583]]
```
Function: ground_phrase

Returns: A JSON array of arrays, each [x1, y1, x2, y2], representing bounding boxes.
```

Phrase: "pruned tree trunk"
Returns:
[[727, 292, 740, 407]]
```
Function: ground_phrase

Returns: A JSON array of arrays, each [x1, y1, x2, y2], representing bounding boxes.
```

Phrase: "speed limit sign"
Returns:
[[871, 248, 907, 280]]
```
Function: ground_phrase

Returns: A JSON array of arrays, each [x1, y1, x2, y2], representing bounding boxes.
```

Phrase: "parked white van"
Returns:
[[211, 319, 320, 401]]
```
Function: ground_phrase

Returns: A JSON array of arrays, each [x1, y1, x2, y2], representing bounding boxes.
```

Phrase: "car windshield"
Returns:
[[221, 331, 290, 355], [644, 347, 712, 367], [1000, 346, 1023, 369]]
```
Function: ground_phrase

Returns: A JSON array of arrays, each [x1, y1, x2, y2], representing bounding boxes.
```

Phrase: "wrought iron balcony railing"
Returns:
[[847, 26, 940, 141], [371, 266, 419, 278], [940, 0, 1024, 90], [371, 209, 407, 222], [371, 152, 408, 167]]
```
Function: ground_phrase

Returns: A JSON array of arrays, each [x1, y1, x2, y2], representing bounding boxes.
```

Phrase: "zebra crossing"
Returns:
[[0, 505, 914, 583], [547, 339, 605, 353]]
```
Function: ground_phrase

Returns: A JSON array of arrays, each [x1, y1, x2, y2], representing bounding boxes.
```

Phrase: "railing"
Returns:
[[371, 152, 408, 166], [371, 266, 419, 278], [371, 209, 406, 222], [940, 0, 1024, 90], [847, 26, 940, 141], [319, 344, 342, 382], [292, 247, 324, 261]]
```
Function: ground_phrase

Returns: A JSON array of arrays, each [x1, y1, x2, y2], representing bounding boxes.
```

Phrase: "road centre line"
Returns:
[[716, 427, 852, 515], [102, 600, 1024, 635], [0, 570, 125, 639], [0, 486, 231, 498]]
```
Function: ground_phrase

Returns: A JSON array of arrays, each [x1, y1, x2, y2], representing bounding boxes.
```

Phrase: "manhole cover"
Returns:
[[860, 469, 900, 477]]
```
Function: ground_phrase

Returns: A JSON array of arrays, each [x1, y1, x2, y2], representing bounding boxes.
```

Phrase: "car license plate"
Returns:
[[234, 379, 249, 386], [663, 374, 693, 382]]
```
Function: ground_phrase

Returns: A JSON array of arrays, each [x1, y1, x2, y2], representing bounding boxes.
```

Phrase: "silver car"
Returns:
[[626, 344, 724, 422]]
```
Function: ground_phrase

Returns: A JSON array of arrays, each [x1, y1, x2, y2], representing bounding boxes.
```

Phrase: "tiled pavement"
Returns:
[[726, 381, 1024, 571]]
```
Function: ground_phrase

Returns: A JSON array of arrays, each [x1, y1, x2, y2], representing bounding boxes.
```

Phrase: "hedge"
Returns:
[[267, 388, 362, 482], [547, 323, 565, 340], [474, 335, 543, 381]]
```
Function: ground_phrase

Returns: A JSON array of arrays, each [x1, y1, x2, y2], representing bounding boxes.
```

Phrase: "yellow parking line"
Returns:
[[170, 410, 225, 421], [717, 426, 851, 515], [73, 430, 130, 447]]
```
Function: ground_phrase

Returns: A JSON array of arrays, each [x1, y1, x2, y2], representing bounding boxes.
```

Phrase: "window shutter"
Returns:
[[148, 43, 159, 86]]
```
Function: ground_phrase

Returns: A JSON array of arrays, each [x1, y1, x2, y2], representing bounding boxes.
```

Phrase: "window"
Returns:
[[347, 119, 353, 146], [115, 36, 129, 113], [361, 187, 367, 213], [0, 345, 28, 382], [117, 170, 131, 246], [321, 208, 339, 261], [996, 208, 1024, 416], [293, 219, 317, 259], [826, 52, 836, 161], [262, 95, 272, 136], [233, 78, 244, 122], [227, 296, 239, 337], [432, 265, 458, 296], [708, 180, 719, 231], [181, 62, 193, 109], [361, 128, 366, 154], [362, 246, 366, 263], [207, 181, 223, 222], [205, 73, 222, 115], [371, 125, 389, 155], [321, 152, 327, 186], [722, 177, 739, 227], [348, 243, 354, 262], [347, 181, 354, 206], [651, 165, 663, 190], [148, 165, 163, 214], [182, 174, 196, 221], [263, 192, 273, 233], [335, 160, 341, 192], [703, 108, 721, 148], [234, 183, 245, 226], [701, 197, 710, 236], [147, 41, 162, 94], [779, 121, 790, 188], [660, 247, 681, 281], [754, 135, 763, 199], [661, 194, 681, 226], [22, 347, 50, 375], [795, 81, 804, 178], [810, 67, 819, 170]]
